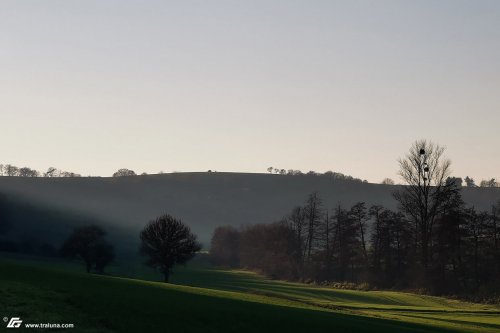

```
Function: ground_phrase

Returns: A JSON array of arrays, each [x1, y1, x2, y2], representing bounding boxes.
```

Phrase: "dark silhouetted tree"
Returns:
[[60, 225, 114, 273], [239, 222, 299, 280], [113, 168, 137, 177], [44, 167, 59, 177], [139, 214, 201, 282], [288, 206, 306, 273], [4, 164, 19, 176], [381, 178, 395, 185], [394, 140, 460, 271], [331, 204, 360, 281], [350, 202, 369, 263], [304, 192, 323, 261], [464, 176, 476, 187], [446, 177, 463, 188], [92, 240, 115, 274], [210, 226, 240, 267], [18, 167, 39, 177], [480, 178, 498, 188]]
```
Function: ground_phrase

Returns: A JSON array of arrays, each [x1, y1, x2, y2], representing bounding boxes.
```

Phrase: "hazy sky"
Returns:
[[1, 1, 499, 182]]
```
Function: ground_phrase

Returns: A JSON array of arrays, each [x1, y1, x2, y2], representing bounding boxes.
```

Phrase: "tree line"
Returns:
[[266, 166, 368, 183], [0, 164, 81, 177], [212, 140, 500, 299]]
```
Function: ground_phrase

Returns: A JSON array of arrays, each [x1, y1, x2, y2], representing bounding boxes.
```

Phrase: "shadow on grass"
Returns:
[[0, 260, 460, 333]]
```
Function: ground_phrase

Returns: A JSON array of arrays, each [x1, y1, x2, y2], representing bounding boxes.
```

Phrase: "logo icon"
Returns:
[[6, 317, 22, 328]]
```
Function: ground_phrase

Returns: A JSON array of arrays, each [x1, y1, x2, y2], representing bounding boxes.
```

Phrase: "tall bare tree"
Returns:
[[303, 192, 323, 261], [350, 202, 369, 263], [394, 140, 459, 269], [288, 206, 306, 270]]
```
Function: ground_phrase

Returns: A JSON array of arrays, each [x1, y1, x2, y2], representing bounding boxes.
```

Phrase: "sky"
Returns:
[[0, 1, 499, 182]]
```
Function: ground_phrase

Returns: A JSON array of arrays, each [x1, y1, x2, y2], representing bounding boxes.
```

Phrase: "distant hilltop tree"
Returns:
[[18, 167, 40, 177], [60, 225, 115, 274], [44, 167, 59, 177], [139, 214, 201, 282], [59, 171, 81, 177], [2, 164, 19, 176], [464, 176, 476, 187], [112, 168, 137, 177], [381, 178, 395, 185], [480, 178, 499, 188], [446, 177, 463, 188]]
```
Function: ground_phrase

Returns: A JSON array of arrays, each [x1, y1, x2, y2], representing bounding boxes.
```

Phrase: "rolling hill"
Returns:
[[1, 173, 499, 250]]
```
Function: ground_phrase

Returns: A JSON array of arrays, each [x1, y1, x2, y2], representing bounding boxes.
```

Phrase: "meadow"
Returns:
[[1, 254, 499, 332]]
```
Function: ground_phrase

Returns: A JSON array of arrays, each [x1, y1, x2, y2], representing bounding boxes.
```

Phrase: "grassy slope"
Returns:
[[171, 267, 500, 332], [1, 257, 499, 333]]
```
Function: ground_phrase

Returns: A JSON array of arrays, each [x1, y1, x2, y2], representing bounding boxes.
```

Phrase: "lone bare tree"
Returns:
[[393, 139, 459, 270], [140, 214, 201, 282]]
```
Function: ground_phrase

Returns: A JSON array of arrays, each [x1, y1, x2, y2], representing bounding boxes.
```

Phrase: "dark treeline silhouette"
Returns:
[[0, 164, 81, 177], [212, 141, 500, 299], [211, 194, 500, 297], [266, 166, 368, 183]]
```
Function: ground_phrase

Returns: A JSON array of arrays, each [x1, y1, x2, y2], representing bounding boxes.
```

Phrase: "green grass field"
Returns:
[[1, 255, 499, 332]]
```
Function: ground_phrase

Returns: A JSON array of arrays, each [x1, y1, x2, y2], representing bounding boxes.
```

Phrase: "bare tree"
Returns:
[[210, 226, 240, 267], [113, 168, 137, 177], [303, 192, 323, 261], [464, 176, 476, 187], [140, 214, 201, 282], [394, 140, 459, 269], [350, 202, 369, 262], [288, 206, 306, 270], [60, 225, 114, 273], [4, 164, 19, 176], [381, 178, 395, 185], [480, 178, 498, 188], [18, 167, 39, 177], [44, 167, 59, 177]]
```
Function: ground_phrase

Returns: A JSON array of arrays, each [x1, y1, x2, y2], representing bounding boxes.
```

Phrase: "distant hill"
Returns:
[[1, 173, 499, 250]]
